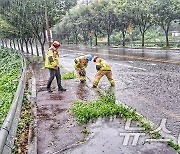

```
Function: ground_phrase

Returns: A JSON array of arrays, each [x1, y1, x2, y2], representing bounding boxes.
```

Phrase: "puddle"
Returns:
[[63, 117, 176, 154]]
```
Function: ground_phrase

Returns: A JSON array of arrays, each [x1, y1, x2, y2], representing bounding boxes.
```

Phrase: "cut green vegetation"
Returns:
[[81, 127, 91, 135], [167, 141, 180, 154], [70, 92, 164, 144], [70, 92, 139, 124], [0, 49, 21, 127], [61, 71, 76, 80]]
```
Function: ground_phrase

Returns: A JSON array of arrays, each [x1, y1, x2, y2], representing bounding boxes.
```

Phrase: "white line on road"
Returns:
[[114, 63, 146, 71], [150, 63, 157, 66], [128, 61, 134, 63]]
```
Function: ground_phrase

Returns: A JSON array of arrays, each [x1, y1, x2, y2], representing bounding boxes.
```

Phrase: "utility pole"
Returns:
[[45, 0, 51, 47]]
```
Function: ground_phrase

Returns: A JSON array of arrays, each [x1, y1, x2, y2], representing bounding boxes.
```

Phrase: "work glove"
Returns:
[[79, 70, 86, 76], [96, 65, 101, 71]]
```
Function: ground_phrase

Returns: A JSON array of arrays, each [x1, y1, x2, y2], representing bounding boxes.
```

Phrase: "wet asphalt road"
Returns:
[[61, 45, 180, 61], [60, 46, 180, 139]]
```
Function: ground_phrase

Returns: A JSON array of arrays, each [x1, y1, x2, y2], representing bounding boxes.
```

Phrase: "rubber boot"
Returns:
[[58, 86, 66, 91], [47, 87, 53, 93]]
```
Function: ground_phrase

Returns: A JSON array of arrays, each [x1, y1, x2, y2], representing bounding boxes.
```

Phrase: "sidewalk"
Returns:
[[29, 59, 98, 154]]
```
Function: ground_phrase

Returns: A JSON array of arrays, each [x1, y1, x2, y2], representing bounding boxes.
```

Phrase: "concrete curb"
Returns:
[[27, 67, 38, 154], [116, 100, 179, 146]]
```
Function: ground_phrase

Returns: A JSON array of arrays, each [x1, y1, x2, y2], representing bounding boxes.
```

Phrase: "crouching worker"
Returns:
[[45, 41, 66, 92], [93, 56, 115, 88], [74, 54, 93, 83]]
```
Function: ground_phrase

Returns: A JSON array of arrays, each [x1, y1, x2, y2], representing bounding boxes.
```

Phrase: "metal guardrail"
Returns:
[[64, 41, 180, 45], [0, 49, 26, 154]]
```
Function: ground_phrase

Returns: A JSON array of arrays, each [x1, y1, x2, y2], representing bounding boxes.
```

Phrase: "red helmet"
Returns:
[[52, 41, 60, 47], [93, 56, 98, 62]]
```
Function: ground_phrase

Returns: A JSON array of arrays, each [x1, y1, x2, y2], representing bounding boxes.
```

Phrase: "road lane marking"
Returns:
[[114, 63, 146, 71], [61, 49, 180, 65], [128, 61, 134, 63]]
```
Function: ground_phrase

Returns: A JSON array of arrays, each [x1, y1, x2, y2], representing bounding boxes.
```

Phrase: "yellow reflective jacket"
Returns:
[[74, 56, 88, 69], [96, 58, 111, 71], [45, 46, 60, 69]]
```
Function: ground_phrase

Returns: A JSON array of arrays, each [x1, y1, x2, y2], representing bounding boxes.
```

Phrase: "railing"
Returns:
[[0, 49, 26, 154], [62, 41, 180, 46]]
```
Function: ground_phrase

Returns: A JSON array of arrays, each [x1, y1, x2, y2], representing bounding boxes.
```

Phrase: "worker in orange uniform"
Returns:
[[45, 41, 66, 92], [92, 56, 115, 88], [74, 54, 93, 83]]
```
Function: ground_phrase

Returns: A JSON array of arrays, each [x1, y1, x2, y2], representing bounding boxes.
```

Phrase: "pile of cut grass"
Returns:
[[70, 92, 139, 124], [62, 71, 76, 80]]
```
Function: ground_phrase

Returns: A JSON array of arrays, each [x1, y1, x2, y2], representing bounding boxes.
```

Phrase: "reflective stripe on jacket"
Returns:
[[45, 47, 60, 69], [96, 58, 111, 71], [74, 56, 88, 69]]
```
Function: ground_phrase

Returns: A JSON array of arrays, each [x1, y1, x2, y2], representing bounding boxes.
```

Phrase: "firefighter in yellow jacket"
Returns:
[[74, 54, 93, 83], [45, 41, 66, 92], [93, 56, 115, 88]]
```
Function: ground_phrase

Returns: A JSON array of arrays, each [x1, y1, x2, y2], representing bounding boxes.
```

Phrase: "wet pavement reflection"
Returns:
[[61, 45, 180, 61], [63, 118, 176, 154]]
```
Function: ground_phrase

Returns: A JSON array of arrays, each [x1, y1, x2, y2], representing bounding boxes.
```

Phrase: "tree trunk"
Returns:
[[17, 39, 20, 51], [5, 39, 8, 47], [122, 31, 126, 47], [1, 38, 4, 47], [162, 24, 170, 48], [13, 39, 16, 50], [165, 30, 169, 47], [75, 34, 78, 45], [29, 39, 34, 55], [95, 33, 97, 46], [35, 38, 39, 56], [10, 39, 12, 49], [142, 32, 145, 47], [25, 40, 29, 54], [40, 42, 45, 60], [107, 33, 110, 46], [36, 31, 46, 60], [20, 39, 24, 52], [68, 37, 70, 45]]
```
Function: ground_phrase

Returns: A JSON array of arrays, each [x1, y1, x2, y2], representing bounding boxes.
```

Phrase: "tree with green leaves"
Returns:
[[127, 0, 153, 47], [0, 0, 77, 59], [97, 0, 116, 46], [114, 0, 132, 46], [89, 2, 105, 46], [151, 0, 180, 47]]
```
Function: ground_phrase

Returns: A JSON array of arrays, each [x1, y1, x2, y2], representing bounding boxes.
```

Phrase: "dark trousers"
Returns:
[[47, 68, 62, 89]]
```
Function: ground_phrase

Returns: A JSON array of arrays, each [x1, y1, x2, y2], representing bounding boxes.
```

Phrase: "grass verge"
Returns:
[[0, 49, 21, 127], [61, 71, 76, 80]]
